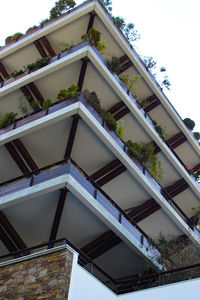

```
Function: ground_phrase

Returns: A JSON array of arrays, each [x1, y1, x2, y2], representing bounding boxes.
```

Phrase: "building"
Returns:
[[0, 0, 200, 298]]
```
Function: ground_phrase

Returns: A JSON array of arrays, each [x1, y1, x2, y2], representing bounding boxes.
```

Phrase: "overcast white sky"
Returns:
[[0, 0, 200, 130]]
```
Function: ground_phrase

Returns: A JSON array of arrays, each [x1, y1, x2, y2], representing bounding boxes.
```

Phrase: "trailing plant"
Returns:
[[50, 0, 76, 19], [42, 98, 53, 110], [57, 84, 80, 101], [101, 110, 117, 131], [31, 99, 41, 111], [193, 132, 200, 141], [119, 73, 140, 99], [0, 112, 18, 129], [60, 41, 75, 52], [115, 120, 125, 140], [5, 32, 23, 44], [184, 166, 200, 181], [183, 118, 195, 130], [107, 56, 122, 73], [26, 57, 51, 71], [81, 27, 106, 54], [10, 69, 24, 78], [18, 93, 30, 116], [150, 119, 168, 141], [126, 140, 163, 182], [26, 26, 38, 34]]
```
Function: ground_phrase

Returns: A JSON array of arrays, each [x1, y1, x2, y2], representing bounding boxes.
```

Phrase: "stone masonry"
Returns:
[[0, 247, 74, 299]]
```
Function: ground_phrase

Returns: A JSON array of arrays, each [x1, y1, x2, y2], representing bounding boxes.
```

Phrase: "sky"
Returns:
[[0, 0, 200, 130]]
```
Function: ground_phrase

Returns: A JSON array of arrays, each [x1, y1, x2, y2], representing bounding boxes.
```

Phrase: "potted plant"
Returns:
[[193, 132, 200, 141], [183, 118, 195, 130]]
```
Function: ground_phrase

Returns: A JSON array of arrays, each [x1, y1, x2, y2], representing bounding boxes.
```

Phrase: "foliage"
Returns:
[[18, 93, 30, 116], [50, 0, 76, 19], [150, 119, 168, 141], [107, 56, 122, 73], [192, 206, 200, 226], [115, 120, 125, 140], [162, 74, 171, 90], [126, 140, 163, 182], [5, 33, 23, 44], [183, 118, 195, 130], [143, 56, 157, 70], [100, 0, 112, 12], [82, 89, 101, 114], [0, 112, 18, 129], [184, 166, 200, 181], [42, 98, 53, 110], [101, 110, 117, 131], [60, 41, 75, 52], [81, 27, 106, 54], [120, 73, 141, 99], [40, 19, 49, 26], [26, 57, 51, 71], [57, 84, 80, 101], [113, 16, 140, 42], [193, 132, 200, 140], [10, 69, 24, 78], [26, 26, 38, 34], [31, 99, 41, 111]]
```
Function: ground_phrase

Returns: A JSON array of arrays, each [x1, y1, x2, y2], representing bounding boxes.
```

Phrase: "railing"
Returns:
[[0, 157, 160, 259], [116, 261, 200, 294], [0, 94, 199, 239]]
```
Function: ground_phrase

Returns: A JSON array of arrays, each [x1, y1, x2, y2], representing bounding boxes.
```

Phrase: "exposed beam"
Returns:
[[87, 11, 96, 33], [0, 62, 9, 79], [13, 139, 38, 171], [114, 107, 130, 121], [107, 101, 124, 115], [77, 58, 89, 92], [34, 40, 48, 58], [5, 142, 29, 174], [144, 99, 161, 113], [0, 226, 18, 253], [49, 189, 68, 241], [64, 115, 80, 158], [41, 36, 56, 57], [96, 165, 127, 187], [91, 159, 121, 181], [28, 82, 44, 105], [117, 61, 132, 75]]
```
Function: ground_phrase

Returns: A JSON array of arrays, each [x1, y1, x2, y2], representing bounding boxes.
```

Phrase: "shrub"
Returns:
[[183, 118, 195, 130], [81, 27, 106, 54], [0, 112, 18, 128], [120, 73, 140, 99], [82, 90, 101, 114], [101, 110, 117, 131], [26, 26, 38, 34], [26, 57, 50, 71], [57, 84, 80, 101], [154, 124, 168, 141], [10, 69, 24, 78], [107, 56, 121, 73], [50, 0, 76, 19], [42, 98, 52, 110], [40, 19, 49, 26], [193, 132, 200, 140], [5, 33, 23, 44], [115, 120, 125, 140]]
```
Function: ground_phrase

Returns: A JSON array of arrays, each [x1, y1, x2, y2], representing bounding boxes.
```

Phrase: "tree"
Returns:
[[50, 0, 76, 19], [143, 56, 157, 70], [100, 0, 112, 12], [113, 16, 140, 42]]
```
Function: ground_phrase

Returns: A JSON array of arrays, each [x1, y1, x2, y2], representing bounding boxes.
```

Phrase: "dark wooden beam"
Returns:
[[77, 58, 89, 92], [91, 159, 121, 181], [0, 226, 18, 252], [13, 139, 38, 171], [96, 165, 127, 187], [0, 62, 9, 79], [144, 99, 161, 113], [117, 61, 132, 75], [41, 37, 56, 57], [49, 189, 68, 241], [87, 11, 96, 33], [20, 86, 40, 111], [114, 107, 130, 121], [107, 101, 125, 115], [0, 211, 26, 249], [28, 82, 44, 105], [119, 54, 129, 64], [64, 115, 80, 158], [5, 142, 29, 174], [34, 40, 47, 58]]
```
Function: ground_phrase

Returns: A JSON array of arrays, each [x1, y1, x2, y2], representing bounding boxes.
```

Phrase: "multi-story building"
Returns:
[[0, 0, 200, 298]]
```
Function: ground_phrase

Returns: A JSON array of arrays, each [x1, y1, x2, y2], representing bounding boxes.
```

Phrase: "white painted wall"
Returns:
[[69, 260, 200, 300]]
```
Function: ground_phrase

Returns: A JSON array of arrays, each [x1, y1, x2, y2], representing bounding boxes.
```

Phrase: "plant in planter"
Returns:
[[0, 112, 18, 129], [115, 120, 125, 140], [183, 118, 195, 130], [126, 140, 163, 182], [101, 110, 117, 131], [5, 32, 23, 44], [107, 56, 122, 73], [10, 69, 25, 78], [193, 132, 200, 140], [40, 19, 49, 26], [59, 41, 75, 53], [26, 26, 38, 34], [26, 57, 51, 71], [57, 84, 80, 101], [42, 98, 53, 110], [50, 0, 76, 19], [184, 166, 200, 181], [81, 27, 106, 54], [150, 119, 168, 142], [82, 89, 101, 114], [119, 73, 140, 99]]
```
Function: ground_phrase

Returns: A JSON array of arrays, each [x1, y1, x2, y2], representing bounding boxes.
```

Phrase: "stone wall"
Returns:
[[0, 247, 74, 299]]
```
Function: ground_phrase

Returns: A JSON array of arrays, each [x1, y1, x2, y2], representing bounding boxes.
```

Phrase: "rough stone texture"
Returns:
[[0, 248, 73, 299]]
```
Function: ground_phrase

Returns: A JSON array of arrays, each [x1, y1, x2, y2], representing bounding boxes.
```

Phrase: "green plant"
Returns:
[[155, 124, 168, 141], [5, 32, 23, 44], [26, 26, 38, 34], [107, 56, 121, 73], [192, 206, 200, 226], [119, 73, 140, 99], [115, 120, 125, 140], [82, 90, 101, 114], [40, 19, 49, 26], [31, 99, 41, 111], [50, 0, 76, 19], [184, 166, 200, 181], [18, 93, 30, 116], [81, 27, 106, 54], [143, 56, 157, 70], [183, 118, 195, 130], [42, 98, 53, 110], [26, 57, 51, 71], [10, 69, 24, 78], [193, 132, 200, 140], [0, 112, 18, 129], [57, 84, 80, 101], [60, 41, 75, 52], [101, 110, 117, 131], [126, 140, 163, 182]]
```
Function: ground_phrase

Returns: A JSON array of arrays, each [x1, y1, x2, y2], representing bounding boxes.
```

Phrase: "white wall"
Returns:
[[69, 261, 200, 300]]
